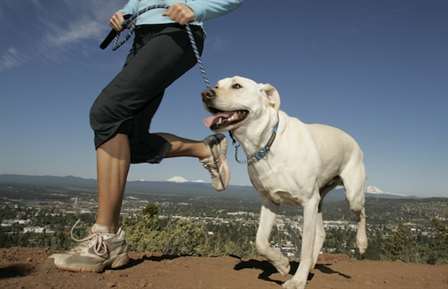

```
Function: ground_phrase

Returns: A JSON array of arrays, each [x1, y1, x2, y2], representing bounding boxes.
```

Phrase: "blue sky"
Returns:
[[0, 0, 447, 197]]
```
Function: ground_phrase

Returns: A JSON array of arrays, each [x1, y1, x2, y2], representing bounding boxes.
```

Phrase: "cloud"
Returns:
[[0, 47, 27, 72], [45, 19, 104, 47], [0, 0, 122, 71], [38, 0, 123, 52]]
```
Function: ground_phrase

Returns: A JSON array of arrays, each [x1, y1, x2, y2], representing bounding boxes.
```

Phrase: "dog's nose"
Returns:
[[201, 88, 216, 101]]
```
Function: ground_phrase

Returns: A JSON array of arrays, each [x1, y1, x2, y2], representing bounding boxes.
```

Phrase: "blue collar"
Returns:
[[229, 113, 280, 165]]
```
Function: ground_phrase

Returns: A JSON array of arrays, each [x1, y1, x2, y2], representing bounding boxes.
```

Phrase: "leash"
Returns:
[[100, 4, 168, 50], [229, 113, 280, 165], [184, 24, 212, 89], [100, 4, 211, 89], [100, 4, 280, 164]]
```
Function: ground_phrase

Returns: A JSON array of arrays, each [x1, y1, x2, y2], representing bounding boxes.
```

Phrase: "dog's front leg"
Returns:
[[255, 199, 290, 276], [283, 193, 319, 289]]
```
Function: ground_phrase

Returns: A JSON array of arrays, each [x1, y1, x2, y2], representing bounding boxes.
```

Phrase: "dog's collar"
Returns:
[[229, 113, 280, 165]]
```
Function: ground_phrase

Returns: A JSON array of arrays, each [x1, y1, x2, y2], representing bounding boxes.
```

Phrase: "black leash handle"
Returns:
[[99, 4, 168, 50], [100, 30, 117, 49], [100, 14, 131, 49]]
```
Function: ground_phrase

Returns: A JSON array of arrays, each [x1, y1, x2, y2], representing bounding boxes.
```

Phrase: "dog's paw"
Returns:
[[356, 232, 368, 255], [282, 278, 305, 289], [273, 256, 290, 276]]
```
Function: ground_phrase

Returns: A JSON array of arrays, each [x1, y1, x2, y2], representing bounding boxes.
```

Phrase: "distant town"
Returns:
[[0, 175, 447, 263]]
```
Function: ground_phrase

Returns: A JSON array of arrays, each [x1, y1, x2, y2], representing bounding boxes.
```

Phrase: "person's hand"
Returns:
[[109, 11, 125, 32], [163, 3, 196, 25]]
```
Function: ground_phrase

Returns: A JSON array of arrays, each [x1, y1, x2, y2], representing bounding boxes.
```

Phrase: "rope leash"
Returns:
[[184, 25, 212, 89], [111, 4, 168, 51], [100, 5, 266, 164], [101, 4, 211, 89]]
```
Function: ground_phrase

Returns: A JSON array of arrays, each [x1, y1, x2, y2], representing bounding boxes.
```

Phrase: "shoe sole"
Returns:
[[54, 252, 130, 273]]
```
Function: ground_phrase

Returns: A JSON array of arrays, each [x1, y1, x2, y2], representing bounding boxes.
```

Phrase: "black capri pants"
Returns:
[[89, 23, 204, 164]]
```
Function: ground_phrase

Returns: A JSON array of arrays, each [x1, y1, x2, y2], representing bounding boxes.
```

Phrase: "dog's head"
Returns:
[[202, 76, 280, 133]]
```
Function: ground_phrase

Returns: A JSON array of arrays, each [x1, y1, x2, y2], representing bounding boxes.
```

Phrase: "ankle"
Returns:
[[92, 223, 117, 234]]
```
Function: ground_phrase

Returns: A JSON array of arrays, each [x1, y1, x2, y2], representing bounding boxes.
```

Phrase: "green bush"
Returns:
[[123, 203, 257, 257], [124, 203, 208, 255]]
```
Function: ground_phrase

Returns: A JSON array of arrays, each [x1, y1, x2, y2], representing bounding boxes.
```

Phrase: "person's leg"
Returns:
[[93, 132, 215, 233], [152, 132, 229, 191], [95, 133, 131, 233], [51, 26, 222, 272], [155, 133, 210, 159], [89, 27, 205, 232]]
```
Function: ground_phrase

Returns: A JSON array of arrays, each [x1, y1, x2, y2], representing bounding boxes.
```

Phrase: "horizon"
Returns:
[[0, 173, 445, 198], [1, 0, 447, 197]]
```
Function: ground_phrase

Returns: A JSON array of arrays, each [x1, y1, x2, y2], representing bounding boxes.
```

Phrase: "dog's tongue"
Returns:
[[203, 112, 233, 128]]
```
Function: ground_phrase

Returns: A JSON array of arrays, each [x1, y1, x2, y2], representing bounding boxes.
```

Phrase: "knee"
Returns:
[[346, 192, 365, 212], [89, 95, 113, 130], [349, 199, 364, 213]]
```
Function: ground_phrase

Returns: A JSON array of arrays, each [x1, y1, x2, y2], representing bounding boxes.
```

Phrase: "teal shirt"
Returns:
[[119, 0, 242, 26]]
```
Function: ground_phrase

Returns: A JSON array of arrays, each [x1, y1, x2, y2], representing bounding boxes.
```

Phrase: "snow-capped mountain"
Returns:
[[366, 185, 384, 194], [166, 176, 189, 183], [366, 185, 409, 197], [166, 176, 207, 184]]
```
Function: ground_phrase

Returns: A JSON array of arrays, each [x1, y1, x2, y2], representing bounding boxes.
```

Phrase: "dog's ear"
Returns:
[[260, 83, 281, 111]]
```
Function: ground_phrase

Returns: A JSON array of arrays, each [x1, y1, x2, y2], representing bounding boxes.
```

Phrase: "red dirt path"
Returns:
[[1, 248, 447, 289]]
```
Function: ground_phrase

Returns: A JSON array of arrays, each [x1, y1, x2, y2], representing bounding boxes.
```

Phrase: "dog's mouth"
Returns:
[[203, 107, 249, 130]]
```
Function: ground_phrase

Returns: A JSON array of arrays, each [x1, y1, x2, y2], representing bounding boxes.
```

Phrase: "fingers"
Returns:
[[163, 4, 195, 25], [109, 11, 125, 31]]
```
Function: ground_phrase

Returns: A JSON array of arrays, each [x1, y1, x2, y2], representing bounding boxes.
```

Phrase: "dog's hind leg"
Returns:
[[283, 191, 320, 289], [340, 160, 368, 254], [255, 198, 290, 276]]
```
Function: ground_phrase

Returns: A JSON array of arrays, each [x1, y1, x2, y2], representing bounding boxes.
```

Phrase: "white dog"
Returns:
[[202, 76, 368, 289]]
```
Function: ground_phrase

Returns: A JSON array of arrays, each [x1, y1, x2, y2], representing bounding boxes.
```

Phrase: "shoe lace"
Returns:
[[70, 219, 109, 257], [200, 158, 219, 177]]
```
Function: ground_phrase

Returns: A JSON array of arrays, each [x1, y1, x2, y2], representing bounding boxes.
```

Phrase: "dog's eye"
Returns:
[[232, 83, 243, 89]]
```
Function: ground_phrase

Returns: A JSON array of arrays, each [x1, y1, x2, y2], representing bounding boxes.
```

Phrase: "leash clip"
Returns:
[[228, 113, 280, 165], [229, 131, 247, 164], [234, 142, 247, 164]]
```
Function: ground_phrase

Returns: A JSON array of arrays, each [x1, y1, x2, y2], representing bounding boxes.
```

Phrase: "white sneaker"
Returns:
[[49, 220, 129, 272]]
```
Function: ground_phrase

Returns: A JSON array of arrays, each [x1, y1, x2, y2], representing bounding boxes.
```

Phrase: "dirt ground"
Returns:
[[1, 248, 447, 289]]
